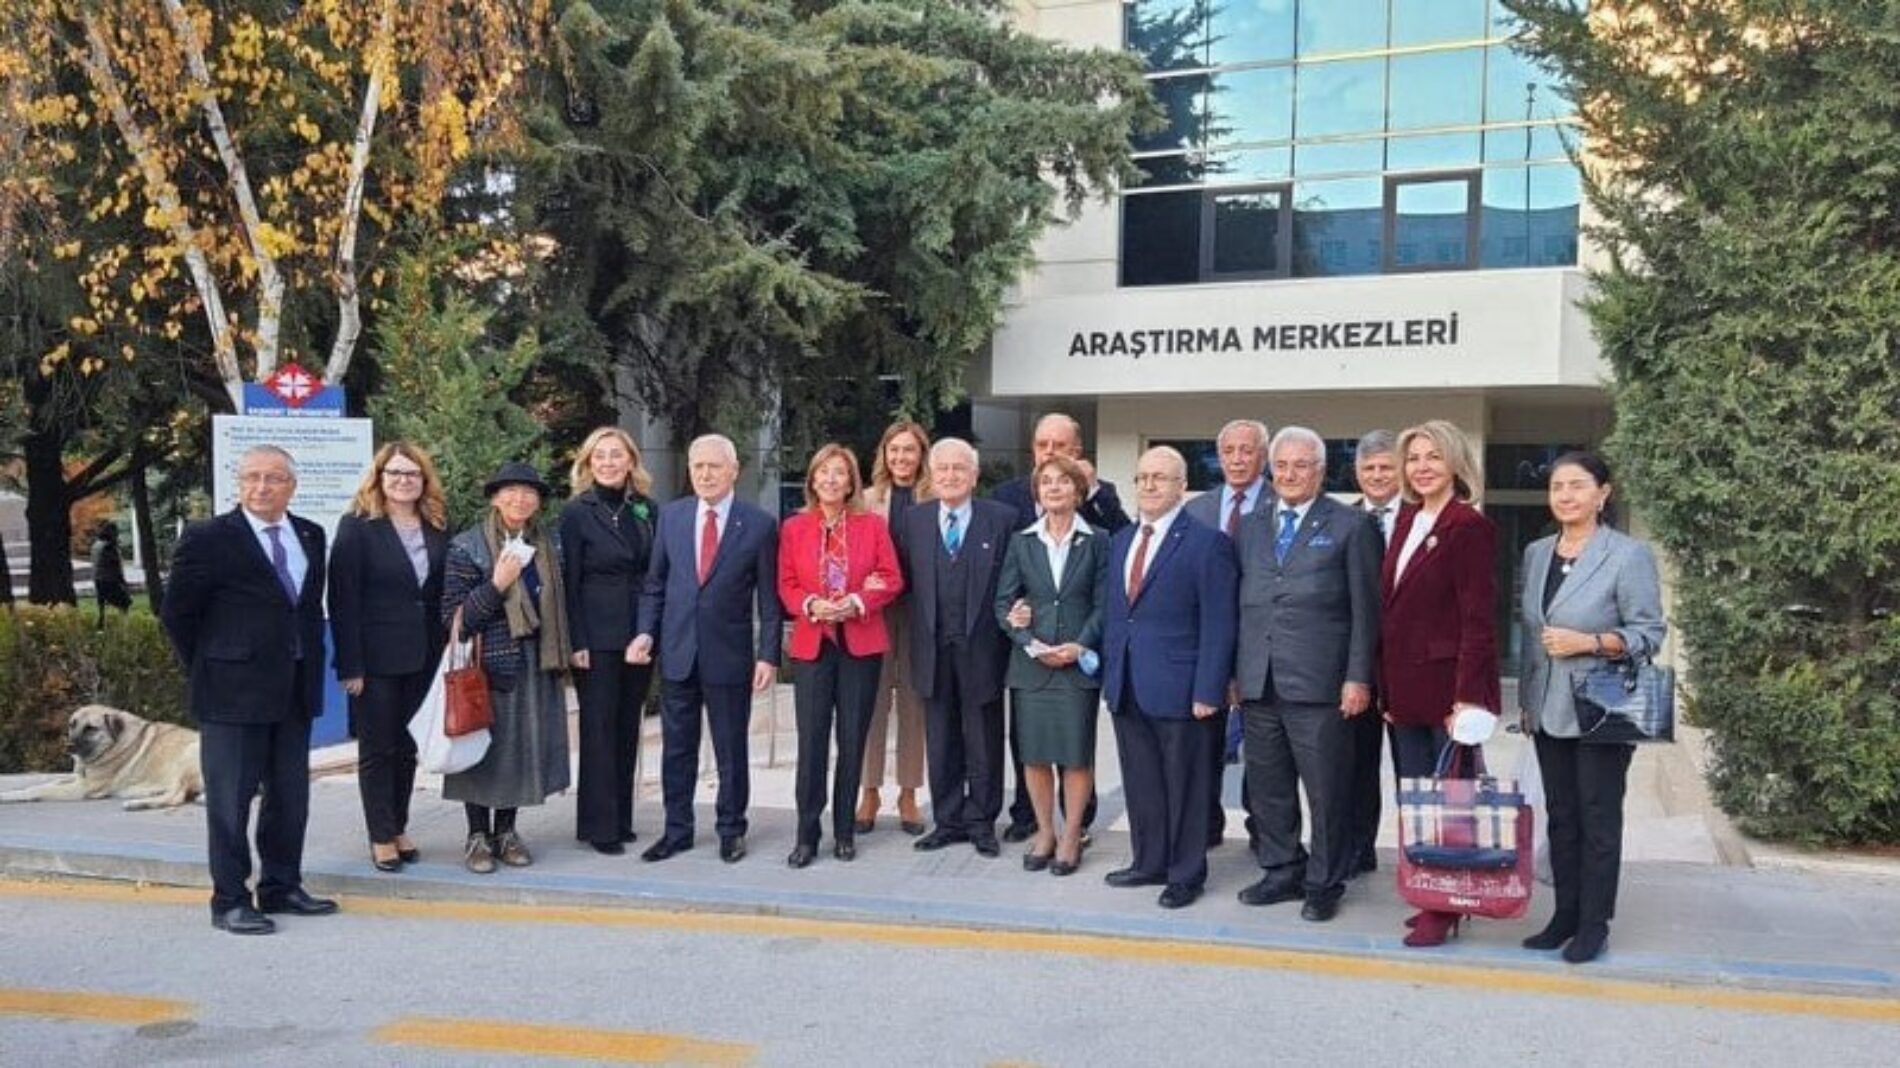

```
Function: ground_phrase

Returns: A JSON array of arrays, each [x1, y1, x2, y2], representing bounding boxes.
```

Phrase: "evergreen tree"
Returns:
[[1508, 0, 1900, 841]]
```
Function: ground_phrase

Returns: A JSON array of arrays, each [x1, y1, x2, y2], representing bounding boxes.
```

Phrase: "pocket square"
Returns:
[[1309, 534, 1336, 548]]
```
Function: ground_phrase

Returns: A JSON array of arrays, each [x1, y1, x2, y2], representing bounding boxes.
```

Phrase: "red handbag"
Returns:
[[1395, 745, 1534, 920], [443, 608, 493, 738]]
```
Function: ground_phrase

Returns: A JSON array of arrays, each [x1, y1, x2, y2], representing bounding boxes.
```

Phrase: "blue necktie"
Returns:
[[265, 525, 299, 601], [1275, 509, 1298, 565], [944, 510, 962, 555]]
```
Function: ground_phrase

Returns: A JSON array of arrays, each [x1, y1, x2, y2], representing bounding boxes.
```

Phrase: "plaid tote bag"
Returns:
[[1396, 743, 1535, 920]]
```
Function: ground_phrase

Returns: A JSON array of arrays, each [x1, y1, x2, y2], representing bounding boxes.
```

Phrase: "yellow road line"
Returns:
[[5, 876, 1897, 1024], [0, 986, 193, 1026], [374, 1016, 754, 1064]]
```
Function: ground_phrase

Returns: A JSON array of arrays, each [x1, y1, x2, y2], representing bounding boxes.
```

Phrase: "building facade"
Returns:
[[981, 0, 1603, 674]]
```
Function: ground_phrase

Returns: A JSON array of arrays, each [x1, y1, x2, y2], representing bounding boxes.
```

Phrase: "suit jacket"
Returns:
[[993, 523, 1108, 692], [1519, 526, 1668, 737], [1235, 496, 1382, 704], [161, 509, 327, 724], [777, 510, 904, 661], [1183, 479, 1267, 537], [637, 496, 782, 685], [1378, 499, 1501, 727], [1101, 512, 1238, 719], [327, 513, 447, 679], [559, 489, 656, 652], [898, 497, 1015, 701], [992, 475, 1132, 536]]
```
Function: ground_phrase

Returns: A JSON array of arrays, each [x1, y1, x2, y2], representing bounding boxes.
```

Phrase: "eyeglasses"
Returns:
[[383, 468, 423, 482], [238, 472, 292, 486], [1131, 473, 1181, 487]]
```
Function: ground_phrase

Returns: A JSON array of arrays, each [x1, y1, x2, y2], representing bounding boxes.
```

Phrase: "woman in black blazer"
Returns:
[[329, 442, 449, 872], [559, 426, 659, 854]]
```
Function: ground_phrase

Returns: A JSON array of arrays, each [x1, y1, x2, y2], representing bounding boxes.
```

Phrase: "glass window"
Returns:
[[1127, 0, 1209, 72], [1205, 66, 1295, 146], [1389, 176, 1476, 270], [1128, 152, 1209, 189], [1206, 187, 1287, 276], [1294, 57, 1386, 138], [1291, 177, 1383, 277], [1389, 131, 1483, 171], [1392, 0, 1488, 46], [1138, 74, 1208, 153], [1208, 0, 1298, 68], [1389, 48, 1485, 131], [1478, 163, 1579, 268], [1483, 123, 1572, 163], [1122, 191, 1203, 285], [1298, 0, 1388, 56], [1206, 146, 1293, 183], [1294, 138, 1383, 176], [1485, 44, 1571, 124], [1485, 444, 1588, 490]]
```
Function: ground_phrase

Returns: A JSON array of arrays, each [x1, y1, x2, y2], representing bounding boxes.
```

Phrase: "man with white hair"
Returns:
[[630, 433, 782, 864], [898, 438, 1017, 856], [1232, 427, 1382, 922]]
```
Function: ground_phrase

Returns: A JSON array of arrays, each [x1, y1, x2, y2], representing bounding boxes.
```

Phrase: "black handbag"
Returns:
[[1572, 655, 1675, 744]]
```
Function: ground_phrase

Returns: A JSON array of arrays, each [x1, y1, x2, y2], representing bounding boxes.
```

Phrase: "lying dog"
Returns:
[[0, 704, 202, 810]]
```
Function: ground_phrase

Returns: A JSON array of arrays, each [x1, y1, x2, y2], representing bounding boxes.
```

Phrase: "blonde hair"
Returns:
[[870, 420, 935, 501], [570, 426, 654, 496], [349, 442, 447, 529], [801, 443, 866, 514], [1398, 420, 1484, 505]]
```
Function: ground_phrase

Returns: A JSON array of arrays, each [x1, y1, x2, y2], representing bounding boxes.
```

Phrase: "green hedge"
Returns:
[[0, 605, 189, 774]]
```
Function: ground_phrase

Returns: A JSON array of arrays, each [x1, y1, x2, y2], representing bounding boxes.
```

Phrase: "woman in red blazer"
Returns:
[[1379, 420, 1501, 947], [777, 443, 905, 868]]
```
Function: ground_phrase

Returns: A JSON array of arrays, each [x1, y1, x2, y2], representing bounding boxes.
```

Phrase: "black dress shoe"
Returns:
[[591, 840, 626, 856], [1002, 821, 1037, 844], [719, 836, 747, 863], [971, 834, 1001, 858], [833, 841, 856, 862], [1301, 896, 1341, 922], [211, 905, 276, 935], [1104, 867, 1167, 888], [1023, 850, 1052, 872], [1236, 876, 1303, 907], [642, 838, 693, 862], [1522, 917, 1579, 951], [786, 843, 816, 869], [257, 888, 338, 917], [913, 828, 969, 851], [1158, 883, 1203, 909], [1563, 925, 1609, 964], [620, 831, 639, 845]]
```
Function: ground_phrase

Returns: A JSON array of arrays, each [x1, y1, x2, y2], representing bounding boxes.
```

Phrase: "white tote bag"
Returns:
[[1514, 739, 1553, 886], [409, 644, 491, 775]]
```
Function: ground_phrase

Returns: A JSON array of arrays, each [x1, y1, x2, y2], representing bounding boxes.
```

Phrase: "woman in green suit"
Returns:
[[995, 455, 1108, 876]]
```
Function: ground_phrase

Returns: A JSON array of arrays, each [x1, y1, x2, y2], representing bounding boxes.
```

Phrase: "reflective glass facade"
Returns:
[[1121, 0, 1584, 287]]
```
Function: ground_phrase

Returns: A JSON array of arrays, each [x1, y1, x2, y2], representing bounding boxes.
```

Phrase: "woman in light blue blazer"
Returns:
[[1518, 451, 1667, 964]]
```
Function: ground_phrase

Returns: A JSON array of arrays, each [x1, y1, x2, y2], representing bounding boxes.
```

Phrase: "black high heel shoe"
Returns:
[[1522, 916, 1578, 951], [1563, 925, 1609, 964], [370, 844, 402, 873]]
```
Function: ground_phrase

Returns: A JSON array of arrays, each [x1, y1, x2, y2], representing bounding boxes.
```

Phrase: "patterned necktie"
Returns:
[[1225, 490, 1245, 538], [1126, 523, 1155, 601], [697, 508, 719, 585], [1275, 509, 1299, 565], [264, 525, 298, 601], [943, 509, 962, 556]]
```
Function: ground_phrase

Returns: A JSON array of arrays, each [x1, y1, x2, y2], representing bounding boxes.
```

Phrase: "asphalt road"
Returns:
[[1, 879, 1895, 1066]]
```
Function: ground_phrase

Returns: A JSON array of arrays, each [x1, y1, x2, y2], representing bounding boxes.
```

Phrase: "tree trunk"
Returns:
[[22, 425, 75, 605], [131, 463, 163, 614]]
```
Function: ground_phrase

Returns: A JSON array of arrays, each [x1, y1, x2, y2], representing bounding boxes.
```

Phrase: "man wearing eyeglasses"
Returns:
[[1231, 427, 1382, 923], [161, 444, 335, 935]]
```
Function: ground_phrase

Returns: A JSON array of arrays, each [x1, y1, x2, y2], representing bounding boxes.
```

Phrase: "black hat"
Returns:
[[483, 461, 551, 499]]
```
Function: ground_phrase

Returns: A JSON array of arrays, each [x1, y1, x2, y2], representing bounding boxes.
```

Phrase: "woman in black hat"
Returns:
[[439, 461, 574, 873]]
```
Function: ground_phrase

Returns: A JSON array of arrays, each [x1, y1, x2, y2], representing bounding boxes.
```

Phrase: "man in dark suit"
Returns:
[[1347, 429, 1400, 875], [1233, 427, 1382, 922], [161, 445, 335, 935], [989, 413, 1128, 842], [629, 433, 781, 864], [1183, 418, 1270, 847], [1100, 446, 1237, 909], [901, 437, 1014, 857]]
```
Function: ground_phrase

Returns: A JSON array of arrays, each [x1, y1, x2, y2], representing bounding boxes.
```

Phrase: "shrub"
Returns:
[[0, 604, 188, 773]]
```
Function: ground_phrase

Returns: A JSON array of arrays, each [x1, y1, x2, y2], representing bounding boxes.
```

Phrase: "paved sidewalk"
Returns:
[[3, 685, 1898, 1000]]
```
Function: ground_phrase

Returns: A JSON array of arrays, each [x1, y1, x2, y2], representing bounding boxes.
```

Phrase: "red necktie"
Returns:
[[1225, 491, 1245, 538], [1126, 524, 1155, 602], [698, 508, 719, 585]]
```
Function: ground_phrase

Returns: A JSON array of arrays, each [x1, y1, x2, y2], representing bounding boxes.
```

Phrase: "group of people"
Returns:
[[159, 412, 1665, 967]]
